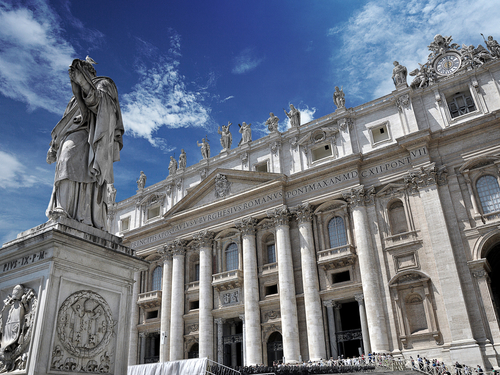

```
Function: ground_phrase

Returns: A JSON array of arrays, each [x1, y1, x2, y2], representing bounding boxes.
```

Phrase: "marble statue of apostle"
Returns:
[[238, 122, 252, 145], [266, 113, 279, 132], [137, 171, 146, 189], [218, 121, 232, 151], [46, 57, 124, 230], [486, 35, 500, 58], [392, 61, 408, 87], [284, 104, 300, 127], [168, 156, 178, 175], [197, 138, 210, 159], [179, 149, 187, 169], [333, 86, 345, 109]]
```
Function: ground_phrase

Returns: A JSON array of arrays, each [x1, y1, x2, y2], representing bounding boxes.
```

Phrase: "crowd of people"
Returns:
[[408, 354, 493, 375]]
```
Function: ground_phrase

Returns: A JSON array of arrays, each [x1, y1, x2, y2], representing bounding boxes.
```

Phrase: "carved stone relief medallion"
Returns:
[[53, 290, 115, 372], [214, 174, 231, 198]]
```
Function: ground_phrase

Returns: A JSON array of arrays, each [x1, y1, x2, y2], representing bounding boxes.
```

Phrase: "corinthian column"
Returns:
[[267, 207, 300, 362], [194, 230, 215, 359], [169, 239, 187, 360], [293, 203, 326, 361], [343, 187, 389, 352], [235, 217, 263, 365], [128, 271, 141, 365], [158, 247, 173, 362], [355, 293, 371, 355]]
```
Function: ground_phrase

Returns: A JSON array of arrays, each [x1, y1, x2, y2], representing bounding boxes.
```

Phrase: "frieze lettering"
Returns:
[[1, 250, 47, 274]]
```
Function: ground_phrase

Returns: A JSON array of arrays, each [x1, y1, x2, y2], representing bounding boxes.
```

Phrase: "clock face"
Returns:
[[435, 54, 461, 75]]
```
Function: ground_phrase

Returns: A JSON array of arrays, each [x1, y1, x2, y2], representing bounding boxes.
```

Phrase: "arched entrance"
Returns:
[[267, 331, 283, 366], [188, 343, 199, 358], [486, 243, 500, 318]]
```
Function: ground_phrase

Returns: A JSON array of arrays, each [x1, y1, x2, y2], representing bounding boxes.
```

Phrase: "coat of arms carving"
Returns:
[[214, 174, 231, 198]]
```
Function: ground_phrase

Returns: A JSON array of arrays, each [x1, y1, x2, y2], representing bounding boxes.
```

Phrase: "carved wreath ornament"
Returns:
[[56, 290, 115, 359]]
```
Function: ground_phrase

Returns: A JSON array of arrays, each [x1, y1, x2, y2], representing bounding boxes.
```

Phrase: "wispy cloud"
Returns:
[[330, 0, 500, 102], [0, 150, 53, 189], [121, 33, 213, 152], [221, 95, 234, 103], [232, 47, 264, 74], [0, 1, 76, 113]]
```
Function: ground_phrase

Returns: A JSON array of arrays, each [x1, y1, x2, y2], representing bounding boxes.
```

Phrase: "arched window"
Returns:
[[328, 216, 347, 248], [388, 200, 408, 235], [225, 243, 238, 271], [477, 175, 500, 214], [406, 294, 428, 334], [151, 266, 162, 291]]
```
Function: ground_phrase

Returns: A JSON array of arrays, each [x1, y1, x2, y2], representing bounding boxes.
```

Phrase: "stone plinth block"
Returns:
[[0, 217, 147, 374]]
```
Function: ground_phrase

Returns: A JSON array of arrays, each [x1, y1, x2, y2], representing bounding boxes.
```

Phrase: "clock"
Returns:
[[434, 53, 461, 75]]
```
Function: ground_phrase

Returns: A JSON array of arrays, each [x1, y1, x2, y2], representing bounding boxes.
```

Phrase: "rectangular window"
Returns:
[[448, 91, 476, 118], [265, 284, 278, 296], [371, 123, 390, 144], [267, 244, 276, 263], [194, 263, 200, 282], [332, 271, 350, 284], [146, 310, 158, 319], [147, 206, 160, 220], [121, 217, 130, 232], [312, 144, 333, 162], [189, 300, 199, 310], [255, 162, 268, 173]]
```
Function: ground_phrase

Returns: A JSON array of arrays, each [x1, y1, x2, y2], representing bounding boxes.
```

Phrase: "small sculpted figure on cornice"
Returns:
[[218, 121, 232, 151], [193, 229, 215, 248], [266, 113, 279, 133], [168, 156, 177, 176], [291, 202, 313, 224], [267, 206, 290, 226], [214, 173, 231, 198], [235, 217, 257, 236], [238, 122, 252, 145], [392, 61, 408, 88], [427, 34, 457, 57], [333, 86, 345, 110], [179, 149, 187, 169], [284, 104, 300, 127], [197, 138, 210, 159], [137, 171, 146, 190], [410, 64, 435, 90], [485, 35, 500, 58]]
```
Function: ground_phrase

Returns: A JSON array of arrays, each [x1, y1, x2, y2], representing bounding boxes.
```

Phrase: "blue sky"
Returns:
[[1, 0, 499, 244]]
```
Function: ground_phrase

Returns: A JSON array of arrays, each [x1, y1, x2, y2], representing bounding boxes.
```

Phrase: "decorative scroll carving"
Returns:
[[267, 206, 290, 226], [342, 186, 375, 207], [264, 310, 280, 322], [199, 168, 208, 180], [270, 141, 281, 155], [214, 174, 231, 198], [239, 152, 248, 167], [0, 285, 37, 373], [165, 184, 172, 196], [290, 136, 299, 150], [472, 270, 487, 279], [186, 324, 199, 334], [221, 290, 239, 305], [395, 94, 410, 112], [338, 117, 353, 131], [52, 290, 115, 373], [235, 217, 257, 236], [291, 203, 313, 224], [354, 294, 364, 305], [193, 230, 214, 248], [175, 179, 182, 191]]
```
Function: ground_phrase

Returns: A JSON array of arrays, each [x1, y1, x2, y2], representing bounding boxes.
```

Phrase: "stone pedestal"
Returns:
[[0, 217, 147, 375]]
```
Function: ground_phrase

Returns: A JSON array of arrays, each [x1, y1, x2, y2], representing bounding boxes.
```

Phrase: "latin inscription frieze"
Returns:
[[1, 250, 48, 274]]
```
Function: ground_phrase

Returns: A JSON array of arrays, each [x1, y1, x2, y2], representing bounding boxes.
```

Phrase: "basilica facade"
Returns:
[[112, 35, 500, 369]]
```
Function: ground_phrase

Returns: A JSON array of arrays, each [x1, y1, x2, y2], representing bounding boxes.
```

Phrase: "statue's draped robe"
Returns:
[[47, 77, 124, 230], [1, 300, 25, 350]]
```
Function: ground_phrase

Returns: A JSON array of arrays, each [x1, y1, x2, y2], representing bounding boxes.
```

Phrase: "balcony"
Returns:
[[186, 281, 199, 291], [384, 230, 420, 249], [259, 262, 278, 276], [317, 245, 356, 270], [212, 269, 243, 291], [137, 290, 162, 309]]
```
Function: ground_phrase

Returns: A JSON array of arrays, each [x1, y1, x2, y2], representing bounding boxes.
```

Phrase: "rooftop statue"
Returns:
[[46, 57, 124, 231], [333, 86, 345, 109], [484, 35, 500, 58], [218, 121, 232, 151], [266, 112, 279, 132], [427, 34, 458, 58], [284, 104, 300, 127], [137, 171, 146, 189], [197, 138, 210, 159], [179, 149, 187, 169], [392, 61, 408, 88], [168, 156, 178, 176], [238, 122, 252, 145], [107, 184, 117, 205], [409, 64, 435, 89]]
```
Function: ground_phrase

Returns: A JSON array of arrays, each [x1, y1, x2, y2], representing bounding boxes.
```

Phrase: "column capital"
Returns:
[[354, 293, 365, 305], [472, 269, 488, 279], [323, 300, 342, 309], [215, 318, 226, 325], [167, 238, 187, 256], [267, 206, 290, 226], [139, 332, 146, 338], [239, 314, 245, 323], [291, 203, 313, 224], [404, 163, 448, 192], [193, 230, 215, 248], [158, 246, 173, 261], [235, 217, 257, 236], [342, 186, 375, 207]]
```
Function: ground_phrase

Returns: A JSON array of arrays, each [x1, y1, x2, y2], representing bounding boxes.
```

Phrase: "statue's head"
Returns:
[[488, 36, 494, 41], [12, 284, 24, 300], [434, 34, 444, 44], [335, 86, 339, 91], [290, 104, 295, 109], [181, 149, 185, 153], [270, 112, 274, 116], [393, 61, 399, 66]]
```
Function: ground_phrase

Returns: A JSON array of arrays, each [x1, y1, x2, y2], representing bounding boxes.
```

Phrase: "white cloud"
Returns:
[[0, 151, 53, 189], [330, 0, 500, 102], [232, 48, 264, 74], [0, 1, 76, 113], [121, 36, 213, 151]]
